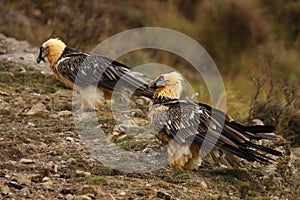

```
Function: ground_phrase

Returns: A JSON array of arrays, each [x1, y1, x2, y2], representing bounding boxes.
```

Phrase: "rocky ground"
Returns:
[[0, 34, 299, 200]]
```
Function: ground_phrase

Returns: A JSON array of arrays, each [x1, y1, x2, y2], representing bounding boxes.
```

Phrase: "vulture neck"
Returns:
[[153, 88, 180, 104]]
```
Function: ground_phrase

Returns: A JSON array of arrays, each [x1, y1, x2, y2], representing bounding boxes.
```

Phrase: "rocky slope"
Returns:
[[0, 34, 299, 200]]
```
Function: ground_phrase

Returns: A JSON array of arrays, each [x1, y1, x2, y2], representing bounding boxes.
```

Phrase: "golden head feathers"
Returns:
[[149, 71, 183, 100], [37, 38, 66, 68]]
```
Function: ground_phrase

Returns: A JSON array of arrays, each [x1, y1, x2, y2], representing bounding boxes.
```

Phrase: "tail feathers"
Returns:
[[223, 144, 275, 164], [255, 132, 278, 140], [229, 121, 275, 133], [227, 121, 277, 140], [244, 141, 282, 156], [243, 125, 275, 133]]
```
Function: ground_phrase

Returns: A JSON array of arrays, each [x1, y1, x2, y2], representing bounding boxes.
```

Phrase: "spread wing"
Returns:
[[152, 100, 281, 163], [55, 47, 153, 98]]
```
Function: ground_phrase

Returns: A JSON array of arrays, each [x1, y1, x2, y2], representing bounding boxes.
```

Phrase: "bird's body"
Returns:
[[149, 72, 281, 169], [37, 38, 153, 110]]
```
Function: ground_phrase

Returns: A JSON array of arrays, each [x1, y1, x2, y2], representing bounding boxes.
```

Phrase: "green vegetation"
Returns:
[[92, 166, 120, 176], [82, 176, 106, 184], [64, 152, 81, 160], [206, 194, 218, 200]]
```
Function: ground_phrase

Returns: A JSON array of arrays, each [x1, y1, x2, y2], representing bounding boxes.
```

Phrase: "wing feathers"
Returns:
[[151, 100, 281, 166], [55, 48, 153, 98]]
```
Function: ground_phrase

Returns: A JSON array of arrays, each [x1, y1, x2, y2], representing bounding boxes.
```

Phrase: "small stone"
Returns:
[[17, 175, 32, 186], [0, 90, 9, 96], [157, 191, 173, 199], [76, 185, 97, 196], [198, 180, 207, 189], [57, 110, 72, 117], [75, 170, 91, 177], [5, 174, 11, 179], [61, 188, 76, 195], [19, 158, 35, 164], [42, 180, 54, 190], [67, 158, 77, 164], [8, 181, 24, 190], [31, 174, 43, 183], [19, 187, 31, 198], [42, 177, 50, 182], [66, 137, 74, 142], [13, 96, 24, 105], [25, 102, 46, 115], [46, 161, 58, 172], [119, 191, 126, 196], [27, 122, 36, 127], [82, 158, 95, 168], [0, 170, 6, 177], [74, 195, 92, 200], [1, 185, 11, 194], [96, 191, 115, 200], [0, 101, 10, 110], [65, 194, 74, 200]]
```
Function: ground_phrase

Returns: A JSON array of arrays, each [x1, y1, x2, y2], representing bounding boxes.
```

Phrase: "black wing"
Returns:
[[56, 47, 153, 98], [152, 100, 281, 163]]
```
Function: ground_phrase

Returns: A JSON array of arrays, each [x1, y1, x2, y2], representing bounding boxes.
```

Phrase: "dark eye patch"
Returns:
[[158, 76, 164, 81]]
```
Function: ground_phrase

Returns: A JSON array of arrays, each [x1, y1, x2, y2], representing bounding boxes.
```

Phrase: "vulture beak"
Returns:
[[37, 46, 46, 64], [148, 75, 168, 89]]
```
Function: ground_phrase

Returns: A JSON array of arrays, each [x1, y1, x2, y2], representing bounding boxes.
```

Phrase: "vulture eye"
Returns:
[[40, 47, 45, 51]]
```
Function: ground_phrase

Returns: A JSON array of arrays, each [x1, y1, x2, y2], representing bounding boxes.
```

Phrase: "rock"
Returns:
[[31, 174, 43, 183], [0, 89, 10, 96], [18, 187, 31, 198], [198, 181, 207, 189], [156, 191, 176, 200], [0, 185, 13, 199], [57, 110, 73, 117], [74, 195, 93, 200], [75, 170, 91, 177], [27, 122, 36, 127], [25, 102, 47, 115], [67, 158, 77, 164], [96, 191, 115, 200], [119, 191, 126, 196], [46, 161, 58, 173], [59, 173, 71, 179], [42, 180, 54, 190], [82, 158, 96, 168], [0, 100, 10, 110], [65, 194, 74, 200], [16, 174, 32, 186], [0, 170, 7, 177], [61, 188, 76, 195], [66, 136, 74, 142], [42, 177, 50, 182], [8, 181, 24, 190], [19, 158, 35, 164], [0, 185, 11, 194], [76, 185, 97, 196]]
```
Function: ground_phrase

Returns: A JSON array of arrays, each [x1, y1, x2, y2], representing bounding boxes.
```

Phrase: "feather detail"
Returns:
[[150, 72, 282, 169], [37, 38, 154, 110]]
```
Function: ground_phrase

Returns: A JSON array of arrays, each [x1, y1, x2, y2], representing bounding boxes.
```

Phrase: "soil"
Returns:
[[0, 34, 299, 200]]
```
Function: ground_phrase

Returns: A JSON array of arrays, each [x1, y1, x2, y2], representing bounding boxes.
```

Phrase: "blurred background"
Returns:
[[0, 0, 299, 145]]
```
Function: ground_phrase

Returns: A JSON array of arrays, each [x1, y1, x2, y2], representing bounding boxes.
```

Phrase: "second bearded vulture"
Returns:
[[148, 72, 281, 169]]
